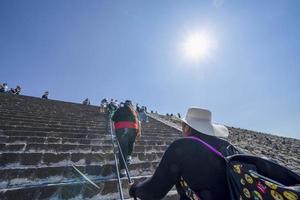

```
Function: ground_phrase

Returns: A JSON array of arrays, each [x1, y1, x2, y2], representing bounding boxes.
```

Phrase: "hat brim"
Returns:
[[181, 117, 229, 138]]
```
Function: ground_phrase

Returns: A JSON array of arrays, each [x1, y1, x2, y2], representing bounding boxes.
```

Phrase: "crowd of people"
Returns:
[[0, 83, 21, 95], [99, 98, 149, 122], [0, 82, 51, 99]]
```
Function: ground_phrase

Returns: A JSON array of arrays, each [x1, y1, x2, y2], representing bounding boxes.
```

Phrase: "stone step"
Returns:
[[0, 114, 105, 126], [0, 120, 105, 131], [0, 161, 160, 189], [0, 133, 173, 146], [0, 125, 105, 133], [0, 175, 178, 200], [0, 143, 167, 154], [0, 111, 104, 122], [0, 130, 180, 141], [0, 117, 107, 128], [0, 131, 104, 140], [0, 152, 164, 167], [0, 109, 99, 119]]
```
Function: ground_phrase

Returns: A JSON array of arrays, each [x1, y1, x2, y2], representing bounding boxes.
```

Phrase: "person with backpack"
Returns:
[[9, 85, 21, 95], [0, 83, 8, 93], [42, 91, 49, 99], [99, 98, 108, 113], [129, 107, 300, 200], [82, 98, 90, 105], [112, 100, 141, 177], [129, 107, 233, 199]]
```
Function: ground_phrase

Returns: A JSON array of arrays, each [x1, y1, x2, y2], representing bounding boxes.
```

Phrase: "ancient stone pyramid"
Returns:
[[0, 93, 180, 199], [0, 93, 299, 199]]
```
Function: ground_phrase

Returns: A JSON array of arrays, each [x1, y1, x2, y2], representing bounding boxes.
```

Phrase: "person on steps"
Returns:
[[129, 107, 236, 200], [138, 106, 149, 123], [0, 83, 8, 93], [42, 91, 49, 99], [112, 100, 141, 177], [82, 98, 90, 105], [9, 85, 21, 95], [108, 100, 118, 114], [100, 98, 108, 113]]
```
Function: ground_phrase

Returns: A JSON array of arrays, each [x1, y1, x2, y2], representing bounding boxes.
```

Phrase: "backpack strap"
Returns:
[[187, 136, 225, 159], [179, 136, 226, 199]]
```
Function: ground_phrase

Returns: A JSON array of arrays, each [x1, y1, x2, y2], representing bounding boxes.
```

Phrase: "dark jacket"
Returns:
[[112, 105, 139, 130], [130, 134, 232, 200]]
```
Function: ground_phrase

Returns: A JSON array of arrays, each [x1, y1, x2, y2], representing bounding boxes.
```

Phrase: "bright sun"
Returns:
[[181, 31, 216, 62]]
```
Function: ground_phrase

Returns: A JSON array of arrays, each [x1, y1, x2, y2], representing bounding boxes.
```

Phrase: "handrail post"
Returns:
[[109, 113, 124, 200]]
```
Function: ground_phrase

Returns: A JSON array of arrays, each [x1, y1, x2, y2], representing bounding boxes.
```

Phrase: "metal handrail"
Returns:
[[114, 135, 133, 183], [109, 113, 125, 200]]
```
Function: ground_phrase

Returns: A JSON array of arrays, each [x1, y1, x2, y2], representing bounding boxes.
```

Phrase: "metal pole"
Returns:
[[114, 136, 133, 183], [109, 114, 124, 200]]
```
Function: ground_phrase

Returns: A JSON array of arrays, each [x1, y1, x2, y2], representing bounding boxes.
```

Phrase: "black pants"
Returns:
[[115, 128, 137, 169]]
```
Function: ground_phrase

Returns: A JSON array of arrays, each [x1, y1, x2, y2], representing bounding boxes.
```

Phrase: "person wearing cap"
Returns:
[[9, 85, 21, 95], [0, 83, 8, 93], [0, 83, 4, 93], [99, 98, 108, 113], [82, 98, 90, 105], [112, 100, 141, 177], [42, 91, 49, 99], [129, 107, 237, 200]]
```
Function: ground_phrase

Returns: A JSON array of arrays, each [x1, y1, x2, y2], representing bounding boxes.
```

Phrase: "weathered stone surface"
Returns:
[[2, 93, 298, 199]]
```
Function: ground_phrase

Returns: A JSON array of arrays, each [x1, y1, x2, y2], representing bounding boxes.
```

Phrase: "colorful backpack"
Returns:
[[178, 136, 300, 200]]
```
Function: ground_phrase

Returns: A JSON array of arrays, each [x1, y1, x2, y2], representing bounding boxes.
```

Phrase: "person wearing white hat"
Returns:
[[129, 107, 237, 200], [180, 107, 234, 156]]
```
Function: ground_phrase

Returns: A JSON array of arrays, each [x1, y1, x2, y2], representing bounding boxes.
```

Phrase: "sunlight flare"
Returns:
[[181, 31, 217, 62]]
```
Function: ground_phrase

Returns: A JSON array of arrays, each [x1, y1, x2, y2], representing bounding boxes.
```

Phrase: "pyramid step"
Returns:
[[0, 115, 104, 126], [0, 152, 164, 167], [0, 174, 179, 200], [0, 119, 104, 129], [0, 114, 105, 126], [0, 135, 175, 146], [0, 111, 104, 122], [0, 161, 159, 189], [0, 131, 105, 141], [0, 143, 167, 154], [0, 125, 104, 133]]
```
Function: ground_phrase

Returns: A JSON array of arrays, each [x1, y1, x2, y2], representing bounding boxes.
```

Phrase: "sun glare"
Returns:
[[181, 31, 216, 62]]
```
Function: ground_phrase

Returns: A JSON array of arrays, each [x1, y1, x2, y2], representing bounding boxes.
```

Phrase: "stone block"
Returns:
[[85, 165, 102, 176], [20, 153, 42, 166], [0, 153, 20, 166], [38, 185, 59, 199], [46, 137, 61, 143], [70, 153, 86, 164], [60, 184, 83, 199], [43, 153, 70, 165], [0, 136, 8, 143], [5, 144, 25, 152], [0, 143, 6, 151], [0, 187, 39, 200], [60, 144, 79, 152], [28, 137, 45, 143], [25, 144, 44, 152], [100, 164, 114, 176], [35, 167, 62, 179]]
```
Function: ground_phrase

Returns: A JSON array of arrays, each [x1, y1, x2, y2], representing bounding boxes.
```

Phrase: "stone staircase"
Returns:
[[150, 113, 300, 175], [0, 93, 181, 200]]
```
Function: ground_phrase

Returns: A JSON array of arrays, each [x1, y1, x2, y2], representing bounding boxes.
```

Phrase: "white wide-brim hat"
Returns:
[[181, 107, 229, 138]]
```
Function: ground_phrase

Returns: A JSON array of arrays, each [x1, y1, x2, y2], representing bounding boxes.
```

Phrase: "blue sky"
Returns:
[[1, 0, 299, 139]]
